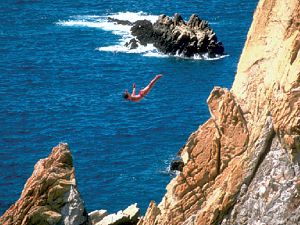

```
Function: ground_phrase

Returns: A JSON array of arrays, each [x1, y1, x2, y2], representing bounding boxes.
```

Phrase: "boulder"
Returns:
[[170, 159, 184, 172], [89, 210, 108, 224], [131, 20, 155, 46], [94, 203, 140, 225], [125, 38, 139, 49], [123, 203, 140, 223], [97, 211, 129, 225]]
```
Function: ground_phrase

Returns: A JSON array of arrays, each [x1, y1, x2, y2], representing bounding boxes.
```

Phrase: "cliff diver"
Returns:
[[123, 74, 162, 102]]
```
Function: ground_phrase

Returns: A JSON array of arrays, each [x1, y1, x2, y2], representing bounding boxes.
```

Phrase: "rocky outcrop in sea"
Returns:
[[127, 13, 224, 58]]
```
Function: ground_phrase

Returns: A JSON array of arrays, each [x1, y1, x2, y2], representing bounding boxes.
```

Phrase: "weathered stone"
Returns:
[[123, 203, 140, 223], [139, 0, 300, 224], [129, 13, 224, 57], [89, 210, 108, 224], [152, 14, 224, 57], [131, 20, 155, 46], [97, 211, 129, 225], [61, 185, 89, 225], [170, 159, 184, 172], [0, 143, 89, 225], [94, 204, 140, 225], [221, 137, 300, 225], [173, 13, 185, 26], [137, 201, 160, 225], [125, 38, 139, 49]]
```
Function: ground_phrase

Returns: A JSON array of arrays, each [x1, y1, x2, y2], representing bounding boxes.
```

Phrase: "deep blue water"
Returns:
[[0, 0, 258, 215]]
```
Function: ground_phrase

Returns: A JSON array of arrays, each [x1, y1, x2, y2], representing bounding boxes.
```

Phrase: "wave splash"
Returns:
[[56, 12, 228, 60]]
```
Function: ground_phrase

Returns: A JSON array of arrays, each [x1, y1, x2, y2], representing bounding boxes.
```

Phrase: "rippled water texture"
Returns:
[[0, 0, 258, 214]]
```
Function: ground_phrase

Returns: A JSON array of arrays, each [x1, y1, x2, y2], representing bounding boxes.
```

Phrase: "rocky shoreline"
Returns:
[[0, 143, 141, 225], [1, 0, 300, 224], [120, 13, 224, 58]]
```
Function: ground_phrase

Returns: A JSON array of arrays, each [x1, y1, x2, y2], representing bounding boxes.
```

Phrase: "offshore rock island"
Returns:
[[1, 0, 300, 224], [128, 13, 224, 58]]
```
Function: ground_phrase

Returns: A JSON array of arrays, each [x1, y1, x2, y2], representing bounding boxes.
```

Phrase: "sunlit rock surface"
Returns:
[[139, 0, 300, 224], [0, 143, 89, 225]]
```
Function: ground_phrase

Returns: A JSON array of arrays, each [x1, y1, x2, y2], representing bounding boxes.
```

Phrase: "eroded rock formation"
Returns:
[[0, 143, 89, 225], [139, 0, 300, 224], [129, 14, 224, 57], [89, 203, 140, 225]]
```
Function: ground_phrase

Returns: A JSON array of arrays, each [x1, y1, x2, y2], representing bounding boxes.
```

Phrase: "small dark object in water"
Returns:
[[125, 38, 139, 49], [108, 17, 133, 26], [170, 159, 184, 172]]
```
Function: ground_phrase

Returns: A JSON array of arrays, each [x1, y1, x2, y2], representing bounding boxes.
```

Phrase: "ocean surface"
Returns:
[[0, 0, 258, 215]]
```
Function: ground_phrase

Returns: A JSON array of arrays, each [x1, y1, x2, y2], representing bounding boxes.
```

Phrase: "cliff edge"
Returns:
[[139, 0, 300, 224]]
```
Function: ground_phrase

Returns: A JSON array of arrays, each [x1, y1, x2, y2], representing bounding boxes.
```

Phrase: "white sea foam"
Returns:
[[57, 11, 158, 34], [56, 17, 132, 36], [57, 12, 227, 60], [143, 51, 169, 58], [98, 43, 157, 54], [188, 53, 229, 60], [108, 11, 159, 24]]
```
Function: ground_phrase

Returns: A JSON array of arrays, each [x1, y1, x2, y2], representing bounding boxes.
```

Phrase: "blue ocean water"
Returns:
[[0, 0, 258, 215]]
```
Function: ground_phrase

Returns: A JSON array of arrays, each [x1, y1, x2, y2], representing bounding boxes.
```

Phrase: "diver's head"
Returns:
[[123, 90, 130, 100]]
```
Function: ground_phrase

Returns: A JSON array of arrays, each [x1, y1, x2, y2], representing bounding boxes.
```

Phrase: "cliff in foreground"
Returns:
[[0, 143, 89, 225], [0, 143, 141, 225], [139, 0, 300, 224]]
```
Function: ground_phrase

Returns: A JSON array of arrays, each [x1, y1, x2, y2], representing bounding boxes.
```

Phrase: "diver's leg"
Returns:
[[140, 74, 162, 95]]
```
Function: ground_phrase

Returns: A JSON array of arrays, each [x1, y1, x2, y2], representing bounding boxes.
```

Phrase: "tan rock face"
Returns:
[[140, 0, 300, 224], [0, 143, 89, 225]]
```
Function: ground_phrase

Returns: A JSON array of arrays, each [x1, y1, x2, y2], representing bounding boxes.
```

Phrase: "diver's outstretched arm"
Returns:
[[132, 83, 136, 96]]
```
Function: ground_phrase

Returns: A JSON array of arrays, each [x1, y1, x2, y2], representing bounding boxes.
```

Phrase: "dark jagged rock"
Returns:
[[108, 17, 133, 26], [125, 38, 139, 49], [131, 20, 155, 46], [173, 13, 185, 26], [170, 159, 184, 172], [130, 13, 224, 57]]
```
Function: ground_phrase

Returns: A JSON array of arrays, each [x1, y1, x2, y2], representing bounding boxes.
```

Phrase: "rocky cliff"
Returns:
[[139, 0, 300, 224], [0, 143, 89, 225], [0, 143, 141, 225]]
